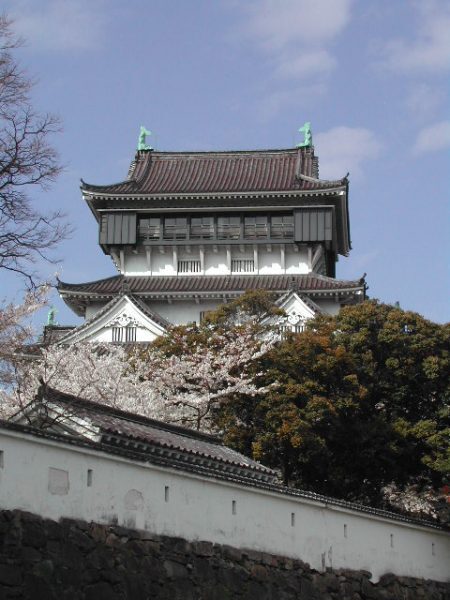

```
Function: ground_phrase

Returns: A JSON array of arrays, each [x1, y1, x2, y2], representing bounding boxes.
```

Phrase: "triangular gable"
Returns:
[[57, 294, 168, 344], [276, 291, 322, 320], [261, 291, 322, 332]]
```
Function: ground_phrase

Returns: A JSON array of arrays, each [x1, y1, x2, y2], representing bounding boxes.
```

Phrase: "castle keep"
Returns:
[[57, 135, 365, 343]]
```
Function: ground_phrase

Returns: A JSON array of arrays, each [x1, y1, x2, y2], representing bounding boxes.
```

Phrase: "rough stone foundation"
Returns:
[[0, 510, 448, 600]]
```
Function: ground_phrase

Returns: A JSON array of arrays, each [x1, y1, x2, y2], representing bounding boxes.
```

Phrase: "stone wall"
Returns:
[[0, 510, 448, 600]]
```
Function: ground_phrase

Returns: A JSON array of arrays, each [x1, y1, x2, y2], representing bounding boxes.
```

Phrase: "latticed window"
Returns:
[[178, 260, 201, 273], [231, 259, 254, 273], [217, 216, 240, 239], [190, 216, 214, 239], [112, 326, 137, 342], [244, 215, 268, 239], [138, 217, 160, 241], [164, 217, 188, 240], [270, 214, 293, 238]]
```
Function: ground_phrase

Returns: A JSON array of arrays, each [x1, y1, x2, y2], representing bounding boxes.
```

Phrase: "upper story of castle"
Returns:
[[80, 143, 351, 280]]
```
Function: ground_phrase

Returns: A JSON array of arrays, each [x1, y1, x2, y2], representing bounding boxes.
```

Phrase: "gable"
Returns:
[[268, 291, 323, 333], [58, 295, 167, 344]]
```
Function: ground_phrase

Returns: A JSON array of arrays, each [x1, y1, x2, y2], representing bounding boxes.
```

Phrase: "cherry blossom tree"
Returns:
[[2, 320, 273, 432], [137, 323, 274, 430], [0, 342, 150, 420], [0, 286, 48, 404]]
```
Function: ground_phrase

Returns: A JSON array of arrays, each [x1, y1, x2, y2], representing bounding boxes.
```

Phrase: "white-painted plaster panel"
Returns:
[[0, 430, 448, 583], [150, 301, 221, 325], [151, 253, 176, 276], [121, 246, 314, 276], [124, 253, 148, 275]]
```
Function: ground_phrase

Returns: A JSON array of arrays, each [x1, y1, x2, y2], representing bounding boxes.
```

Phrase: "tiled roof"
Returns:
[[59, 274, 365, 298], [81, 147, 346, 196], [19, 386, 276, 483]]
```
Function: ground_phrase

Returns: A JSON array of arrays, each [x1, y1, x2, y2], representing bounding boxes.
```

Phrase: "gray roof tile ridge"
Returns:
[[58, 274, 123, 289], [297, 172, 347, 186], [140, 147, 300, 156], [39, 385, 224, 445]]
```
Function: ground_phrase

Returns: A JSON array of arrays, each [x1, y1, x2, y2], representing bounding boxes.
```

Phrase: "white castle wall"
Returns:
[[122, 246, 311, 276], [150, 300, 220, 325], [0, 428, 448, 583]]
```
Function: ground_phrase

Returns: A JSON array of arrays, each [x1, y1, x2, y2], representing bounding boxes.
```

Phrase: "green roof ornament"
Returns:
[[297, 122, 313, 148], [137, 126, 152, 151], [46, 306, 57, 326]]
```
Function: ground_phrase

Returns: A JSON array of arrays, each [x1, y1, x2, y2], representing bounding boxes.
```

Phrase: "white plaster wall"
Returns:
[[204, 250, 228, 275], [122, 246, 313, 276], [151, 252, 176, 276], [258, 249, 282, 274], [150, 301, 221, 325], [286, 248, 310, 274], [0, 430, 448, 583], [124, 253, 148, 275]]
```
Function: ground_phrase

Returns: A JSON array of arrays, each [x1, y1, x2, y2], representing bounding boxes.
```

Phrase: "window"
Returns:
[[165, 486, 170, 502], [164, 217, 188, 240], [87, 469, 93, 487], [217, 216, 240, 239], [270, 214, 293, 238], [231, 259, 254, 273], [244, 215, 268, 239], [178, 259, 201, 273], [232, 500, 237, 515], [112, 326, 137, 342], [138, 217, 160, 241], [190, 216, 214, 239]]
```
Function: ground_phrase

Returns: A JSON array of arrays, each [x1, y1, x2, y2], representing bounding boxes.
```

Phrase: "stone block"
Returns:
[[193, 540, 214, 557], [0, 564, 22, 587], [163, 559, 189, 579], [85, 581, 121, 600]]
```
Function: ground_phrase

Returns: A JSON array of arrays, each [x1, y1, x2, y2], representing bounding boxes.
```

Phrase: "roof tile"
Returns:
[[59, 274, 364, 297], [81, 148, 346, 196]]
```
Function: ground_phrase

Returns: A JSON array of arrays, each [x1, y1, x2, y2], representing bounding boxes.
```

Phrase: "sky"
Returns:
[[2, 0, 449, 326]]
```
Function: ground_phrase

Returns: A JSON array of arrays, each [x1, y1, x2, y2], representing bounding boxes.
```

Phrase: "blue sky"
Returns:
[[2, 0, 449, 325]]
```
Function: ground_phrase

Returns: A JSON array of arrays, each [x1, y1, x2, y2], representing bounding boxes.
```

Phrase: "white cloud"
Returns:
[[9, 0, 108, 51], [258, 83, 326, 122], [412, 120, 450, 155], [233, 0, 353, 116], [314, 127, 382, 180], [243, 0, 353, 51], [380, 0, 450, 72], [406, 83, 445, 117], [275, 50, 336, 79]]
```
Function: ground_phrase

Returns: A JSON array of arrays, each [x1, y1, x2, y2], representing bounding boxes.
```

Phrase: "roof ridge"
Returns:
[[58, 274, 123, 288], [39, 385, 223, 445]]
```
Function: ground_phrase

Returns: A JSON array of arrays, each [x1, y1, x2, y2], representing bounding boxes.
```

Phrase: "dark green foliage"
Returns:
[[215, 300, 449, 509]]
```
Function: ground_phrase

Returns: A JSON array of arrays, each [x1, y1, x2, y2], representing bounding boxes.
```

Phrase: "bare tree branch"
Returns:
[[0, 15, 69, 286]]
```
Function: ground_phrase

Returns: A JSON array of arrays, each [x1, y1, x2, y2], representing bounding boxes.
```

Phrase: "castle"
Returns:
[[55, 127, 366, 343]]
